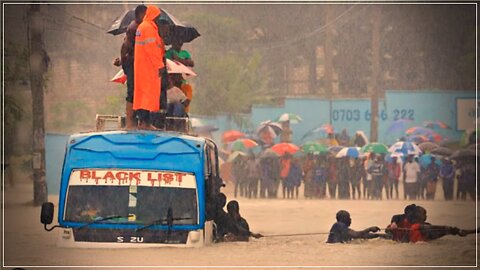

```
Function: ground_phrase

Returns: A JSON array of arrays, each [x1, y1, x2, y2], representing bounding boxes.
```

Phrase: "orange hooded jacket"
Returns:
[[133, 6, 165, 112]]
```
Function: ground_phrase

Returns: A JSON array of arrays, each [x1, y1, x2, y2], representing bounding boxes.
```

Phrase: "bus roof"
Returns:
[[66, 130, 208, 160]]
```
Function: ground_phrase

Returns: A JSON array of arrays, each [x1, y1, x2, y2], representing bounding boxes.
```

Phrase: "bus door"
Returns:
[[204, 140, 224, 220]]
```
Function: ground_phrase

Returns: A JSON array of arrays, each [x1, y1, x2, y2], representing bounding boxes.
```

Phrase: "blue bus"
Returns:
[[41, 130, 224, 247]]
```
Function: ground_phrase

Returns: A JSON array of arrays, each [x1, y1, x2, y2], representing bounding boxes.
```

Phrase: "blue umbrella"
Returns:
[[418, 154, 442, 168], [336, 147, 360, 158], [388, 141, 422, 156], [386, 119, 412, 134]]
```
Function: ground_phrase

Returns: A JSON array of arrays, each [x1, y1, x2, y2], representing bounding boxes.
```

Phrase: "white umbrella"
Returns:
[[167, 86, 187, 104], [110, 59, 196, 84], [166, 59, 197, 77]]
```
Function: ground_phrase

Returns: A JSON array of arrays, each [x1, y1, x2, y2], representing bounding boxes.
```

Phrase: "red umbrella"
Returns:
[[271, 143, 300, 156], [222, 130, 245, 143], [423, 120, 451, 129]]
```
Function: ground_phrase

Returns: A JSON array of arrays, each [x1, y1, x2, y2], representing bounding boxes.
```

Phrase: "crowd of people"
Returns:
[[227, 144, 476, 201], [113, 5, 195, 130]]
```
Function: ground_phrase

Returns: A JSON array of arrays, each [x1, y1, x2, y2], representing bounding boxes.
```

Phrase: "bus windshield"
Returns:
[[63, 169, 198, 225]]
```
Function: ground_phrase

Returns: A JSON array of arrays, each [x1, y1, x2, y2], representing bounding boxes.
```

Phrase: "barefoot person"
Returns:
[[113, 5, 147, 129], [134, 5, 170, 130]]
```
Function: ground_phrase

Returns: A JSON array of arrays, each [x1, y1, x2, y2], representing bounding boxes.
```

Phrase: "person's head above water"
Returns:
[[227, 200, 240, 215], [410, 206, 427, 224], [336, 210, 352, 227], [216, 193, 227, 209], [404, 204, 417, 215]]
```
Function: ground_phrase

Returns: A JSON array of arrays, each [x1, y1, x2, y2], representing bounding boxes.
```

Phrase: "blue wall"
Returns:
[[45, 90, 476, 194], [45, 133, 69, 195]]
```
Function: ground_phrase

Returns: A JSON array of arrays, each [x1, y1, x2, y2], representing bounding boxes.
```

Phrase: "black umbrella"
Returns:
[[107, 9, 135, 36], [450, 149, 476, 160], [430, 147, 453, 157], [107, 8, 200, 45]]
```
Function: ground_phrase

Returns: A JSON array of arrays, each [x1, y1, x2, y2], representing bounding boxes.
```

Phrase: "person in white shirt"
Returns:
[[403, 155, 421, 200]]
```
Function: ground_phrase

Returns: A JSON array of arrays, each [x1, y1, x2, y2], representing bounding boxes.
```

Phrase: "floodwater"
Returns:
[[3, 184, 477, 268]]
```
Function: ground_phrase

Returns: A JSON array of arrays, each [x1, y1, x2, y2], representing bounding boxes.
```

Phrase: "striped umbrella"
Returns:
[[276, 113, 303, 124], [231, 138, 259, 152], [336, 147, 361, 158], [388, 141, 422, 156]]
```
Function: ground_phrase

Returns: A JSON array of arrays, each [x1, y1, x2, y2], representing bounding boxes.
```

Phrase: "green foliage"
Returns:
[[183, 12, 270, 116], [49, 100, 92, 132], [4, 42, 29, 89], [97, 92, 124, 116]]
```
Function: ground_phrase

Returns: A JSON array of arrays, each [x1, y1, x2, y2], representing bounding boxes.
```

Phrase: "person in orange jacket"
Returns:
[[388, 205, 470, 243], [134, 5, 170, 130]]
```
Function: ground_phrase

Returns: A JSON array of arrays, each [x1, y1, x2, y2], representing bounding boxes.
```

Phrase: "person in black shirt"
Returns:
[[327, 210, 382, 243], [223, 200, 263, 241]]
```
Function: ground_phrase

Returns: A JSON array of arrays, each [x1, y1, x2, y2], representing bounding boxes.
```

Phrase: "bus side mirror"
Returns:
[[41, 202, 54, 225]]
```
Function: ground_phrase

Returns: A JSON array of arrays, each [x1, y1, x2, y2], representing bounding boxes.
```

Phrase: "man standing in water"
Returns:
[[327, 210, 382, 243]]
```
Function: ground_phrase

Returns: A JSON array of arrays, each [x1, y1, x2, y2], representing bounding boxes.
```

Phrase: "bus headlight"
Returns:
[[62, 229, 72, 239], [189, 231, 200, 242]]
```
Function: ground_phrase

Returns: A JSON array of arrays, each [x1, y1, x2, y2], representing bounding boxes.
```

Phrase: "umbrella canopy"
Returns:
[[423, 120, 451, 130], [276, 113, 303, 124], [467, 144, 477, 150], [405, 134, 431, 144], [419, 154, 442, 168], [222, 130, 245, 143], [336, 147, 361, 158], [166, 59, 197, 77], [227, 151, 248, 162], [418, 142, 439, 153], [256, 120, 283, 137], [231, 138, 259, 152], [328, 145, 344, 155], [107, 9, 135, 35], [430, 147, 454, 157], [190, 118, 205, 128], [302, 124, 334, 141], [259, 148, 280, 159], [302, 142, 329, 155], [386, 119, 413, 134], [450, 149, 476, 160], [361, 143, 389, 154], [111, 59, 196, 84], [271, 143, 300, 156], [107, 8, 200, 45], [193, 125, 218, 134], [388, 141, 422, 156], [405, 127, 442, 142]]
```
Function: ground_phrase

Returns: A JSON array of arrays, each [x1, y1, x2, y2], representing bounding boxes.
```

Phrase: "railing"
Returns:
[[95, 114, 193, 134]]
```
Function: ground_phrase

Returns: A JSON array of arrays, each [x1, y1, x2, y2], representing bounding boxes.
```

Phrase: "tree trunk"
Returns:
[[29, 4, 48, 206], [370, 6, 381, 142]]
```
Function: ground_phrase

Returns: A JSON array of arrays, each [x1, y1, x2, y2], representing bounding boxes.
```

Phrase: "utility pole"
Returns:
[[323, 5, 334, 124], [308, 41, 317, 95], [28, 4, 48, 206], [370, 6, 381, 142]]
